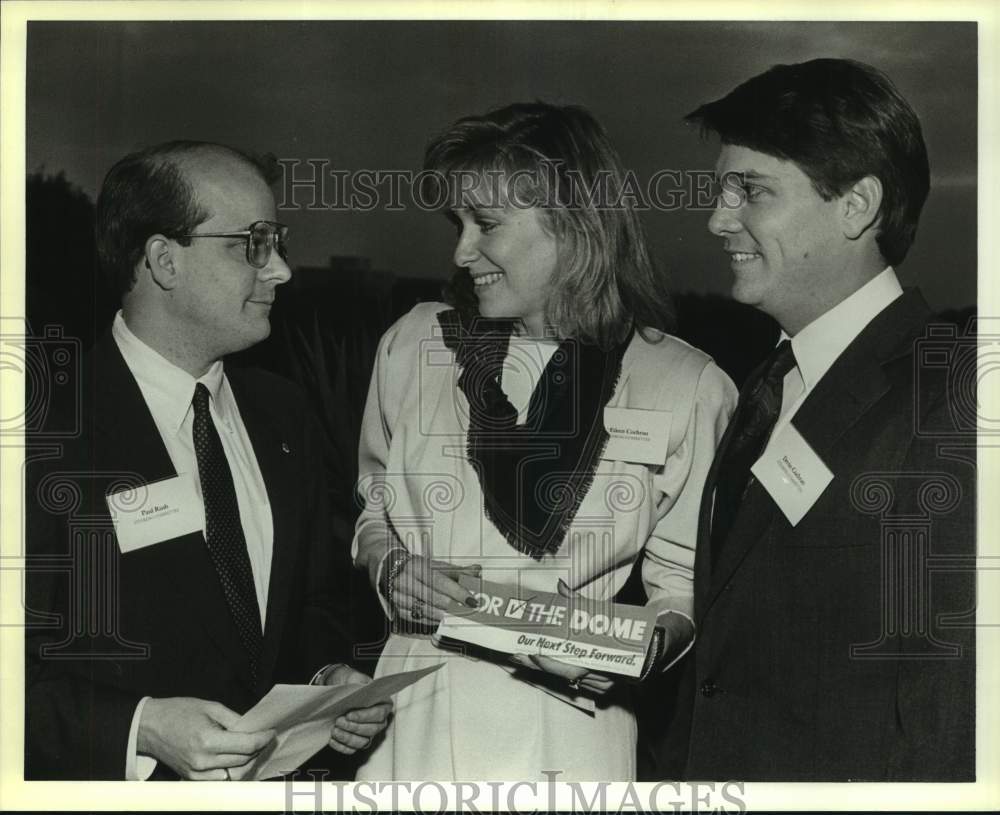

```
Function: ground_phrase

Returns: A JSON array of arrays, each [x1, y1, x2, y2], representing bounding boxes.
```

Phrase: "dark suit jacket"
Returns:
[[25, 334, 353, 779], [653, 289, 975, 781]]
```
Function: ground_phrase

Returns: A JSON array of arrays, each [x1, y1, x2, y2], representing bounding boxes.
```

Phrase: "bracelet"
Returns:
[[380, 547, 413, 609], [639, 626, 666, 682]]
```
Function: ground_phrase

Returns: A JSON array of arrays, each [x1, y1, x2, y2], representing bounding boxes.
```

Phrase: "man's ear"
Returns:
[[144, 235, 180, 290], [841, 175, 883, 240]]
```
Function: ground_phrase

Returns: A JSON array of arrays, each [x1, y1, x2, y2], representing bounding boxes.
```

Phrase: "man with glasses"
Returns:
[[25, 141, 389, 779]]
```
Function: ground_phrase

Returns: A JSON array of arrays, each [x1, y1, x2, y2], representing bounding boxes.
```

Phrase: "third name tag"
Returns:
[[602, 407, 672, 465], [751, 423, 833, 526]]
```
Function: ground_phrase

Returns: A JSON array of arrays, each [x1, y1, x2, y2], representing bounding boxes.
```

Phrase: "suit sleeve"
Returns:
[[352, 318, 406, 616], [24, 452, 140, 779], [643, 360, 737, 625], [295, 399, 357, 676], [887, 389, 976, 780]]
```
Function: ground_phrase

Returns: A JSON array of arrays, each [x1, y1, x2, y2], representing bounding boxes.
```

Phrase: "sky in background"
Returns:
[[26, 20, 977, 310]]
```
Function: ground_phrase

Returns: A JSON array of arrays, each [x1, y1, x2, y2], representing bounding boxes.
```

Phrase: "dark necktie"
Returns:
[[191, 382, 263, 680], [710, 340, 797, 564]]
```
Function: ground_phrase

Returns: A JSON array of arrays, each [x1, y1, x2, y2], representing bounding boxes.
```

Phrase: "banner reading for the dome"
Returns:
[[436, 576, 656, 678]]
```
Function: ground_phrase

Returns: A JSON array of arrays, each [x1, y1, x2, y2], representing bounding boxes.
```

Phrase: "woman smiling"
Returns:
[[352, 102, 736, 780]]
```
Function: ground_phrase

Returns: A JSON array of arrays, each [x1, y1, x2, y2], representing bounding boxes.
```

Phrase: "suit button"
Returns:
[[700, 679, 718, 697]]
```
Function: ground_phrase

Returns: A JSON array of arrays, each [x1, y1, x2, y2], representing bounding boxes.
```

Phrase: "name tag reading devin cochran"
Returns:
[[751, 423, 834, 526], [437, 577, 657, 678], [602, 407, 672, 466], [106, 474, 202, 553]]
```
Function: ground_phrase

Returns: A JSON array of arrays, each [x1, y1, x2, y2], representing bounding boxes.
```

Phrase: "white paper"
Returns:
[[752, 423, 834, 526], [602, 407, 672, 465], [227, 664, 442, 781], [105, 474, 202, 553]]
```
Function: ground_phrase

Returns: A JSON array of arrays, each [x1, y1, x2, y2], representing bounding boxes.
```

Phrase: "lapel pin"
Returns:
[[281, 442, 291, 454]]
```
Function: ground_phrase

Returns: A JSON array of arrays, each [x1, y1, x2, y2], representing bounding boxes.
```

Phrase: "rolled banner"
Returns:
[[436, 576, 656, 678]]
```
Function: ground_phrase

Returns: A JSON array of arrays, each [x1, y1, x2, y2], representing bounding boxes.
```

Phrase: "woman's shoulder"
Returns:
[[626, 328, 714, 378], [379, 301, 452, 355], [623, 328, 737, 408]]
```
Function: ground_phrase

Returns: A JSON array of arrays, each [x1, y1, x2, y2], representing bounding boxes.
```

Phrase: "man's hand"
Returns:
[[316, 665, 393, 754], [138, 697, 275, 780]]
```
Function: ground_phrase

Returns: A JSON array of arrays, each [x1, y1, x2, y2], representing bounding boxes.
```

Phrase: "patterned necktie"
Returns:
[[191, 382, 262, 680], [710, 340, 797, 564]]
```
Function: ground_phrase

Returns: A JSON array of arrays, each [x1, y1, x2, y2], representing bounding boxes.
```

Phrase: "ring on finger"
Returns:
[[568, 677, 581, 691]]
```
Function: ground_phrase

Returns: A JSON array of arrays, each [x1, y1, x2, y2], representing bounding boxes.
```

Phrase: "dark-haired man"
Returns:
[[26, 141, 389, 780], [655, 59, 975, 780]]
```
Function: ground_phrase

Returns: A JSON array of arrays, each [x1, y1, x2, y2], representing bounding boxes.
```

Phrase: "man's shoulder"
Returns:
[[228, 364, 302, 395], [226, 365, 312, 417]]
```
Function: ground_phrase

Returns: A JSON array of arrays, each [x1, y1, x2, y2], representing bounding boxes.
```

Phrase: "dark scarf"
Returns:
[[437, 309, 631, 560]]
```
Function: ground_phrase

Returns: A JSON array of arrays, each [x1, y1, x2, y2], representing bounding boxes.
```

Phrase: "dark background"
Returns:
[[24, 23, 978, 761], [27, 20, 976, 308]]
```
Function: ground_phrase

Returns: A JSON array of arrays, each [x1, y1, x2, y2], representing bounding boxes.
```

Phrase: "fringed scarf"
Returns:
[[437, 309, 631, 560]]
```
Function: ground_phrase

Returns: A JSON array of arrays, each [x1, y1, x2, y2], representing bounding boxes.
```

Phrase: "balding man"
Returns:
[[26, 141, 389, 780]]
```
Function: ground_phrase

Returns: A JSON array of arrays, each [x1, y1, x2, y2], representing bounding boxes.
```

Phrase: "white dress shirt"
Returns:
[[112, 311, 274, 779], [768, 266, 904, 445]]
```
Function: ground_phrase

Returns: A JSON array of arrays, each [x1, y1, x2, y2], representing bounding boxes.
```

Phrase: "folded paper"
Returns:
[[229, 664, 442, 780]]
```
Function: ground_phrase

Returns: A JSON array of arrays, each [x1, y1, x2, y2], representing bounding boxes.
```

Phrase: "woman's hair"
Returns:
[[423, 102, 674, 348]]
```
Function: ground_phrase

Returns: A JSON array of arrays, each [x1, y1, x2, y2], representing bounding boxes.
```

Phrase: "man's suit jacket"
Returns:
[[25, 335, 353, 779], [653, 289, 975, 781]]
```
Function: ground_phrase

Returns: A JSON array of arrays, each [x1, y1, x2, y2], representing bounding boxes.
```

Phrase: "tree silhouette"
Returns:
[[26, 170, 116, 348]]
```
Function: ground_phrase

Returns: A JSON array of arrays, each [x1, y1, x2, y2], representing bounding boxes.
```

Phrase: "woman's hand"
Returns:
[[507, 578, 617, 695], [387, 552, 481, 625], [509, 653, 616, 696]]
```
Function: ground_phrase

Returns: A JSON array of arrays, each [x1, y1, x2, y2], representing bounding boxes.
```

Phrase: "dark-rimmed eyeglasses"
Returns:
[[178, 220, 289, 269]]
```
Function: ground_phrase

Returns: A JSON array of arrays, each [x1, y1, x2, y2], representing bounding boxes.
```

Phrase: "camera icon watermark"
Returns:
[[914, 317, 998, 438], [1, 318, 81, 438]]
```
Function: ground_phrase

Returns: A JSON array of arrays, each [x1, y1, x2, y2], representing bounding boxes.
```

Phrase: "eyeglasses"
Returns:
[[178, 220, 289, 269]]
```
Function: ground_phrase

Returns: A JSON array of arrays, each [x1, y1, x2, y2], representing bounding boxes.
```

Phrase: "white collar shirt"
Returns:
[[769, 266, 904, 446], [111, 311, 274, 621]]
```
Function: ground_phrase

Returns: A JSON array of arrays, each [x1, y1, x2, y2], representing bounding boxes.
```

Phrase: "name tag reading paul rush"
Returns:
[[436, 577, 656, 678], [602, 407, 672, 465], [106, 474, 202, 553]]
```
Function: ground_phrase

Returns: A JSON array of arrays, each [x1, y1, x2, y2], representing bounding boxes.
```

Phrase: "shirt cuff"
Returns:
[[656, 608, 696, 673], [126, 697, 157, 781]]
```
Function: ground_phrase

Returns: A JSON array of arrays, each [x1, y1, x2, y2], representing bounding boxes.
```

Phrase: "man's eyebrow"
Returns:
[[718, 169, 777, 182]]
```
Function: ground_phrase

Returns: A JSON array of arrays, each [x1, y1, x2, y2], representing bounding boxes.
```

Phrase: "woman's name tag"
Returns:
[[105, 474, 202, 553], [602, 407, 672, 465]]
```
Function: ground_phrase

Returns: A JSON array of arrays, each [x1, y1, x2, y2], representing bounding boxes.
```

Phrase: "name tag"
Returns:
[[751, 423, 833, 526], [602, 407, 672, 465], [106, 474, 202, 553]]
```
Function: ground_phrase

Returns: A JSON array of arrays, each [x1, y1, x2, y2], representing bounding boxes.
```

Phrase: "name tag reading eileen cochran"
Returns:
[[602, 407, 672, 466]]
